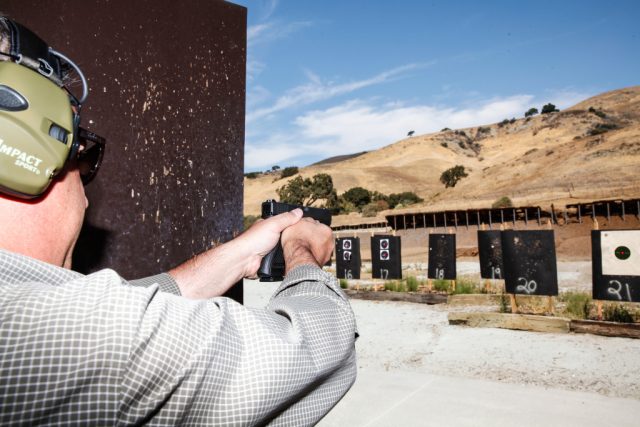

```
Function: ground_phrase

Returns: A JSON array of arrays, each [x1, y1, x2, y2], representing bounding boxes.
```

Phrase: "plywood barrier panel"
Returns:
[[5, 1, 247, 302]]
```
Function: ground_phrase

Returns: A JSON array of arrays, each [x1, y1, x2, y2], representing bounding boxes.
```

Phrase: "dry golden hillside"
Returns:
[[244, 86, 640, 221]]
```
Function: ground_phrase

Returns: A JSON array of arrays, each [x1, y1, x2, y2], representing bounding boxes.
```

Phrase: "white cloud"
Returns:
[[244, 91, 595, 170], [293, 95, 535, 155], [246, 64, 422, 123], [247, 20, 312, 47]]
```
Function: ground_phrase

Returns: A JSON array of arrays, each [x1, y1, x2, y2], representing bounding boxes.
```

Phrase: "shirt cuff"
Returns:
[[128, 273, 182, 295]]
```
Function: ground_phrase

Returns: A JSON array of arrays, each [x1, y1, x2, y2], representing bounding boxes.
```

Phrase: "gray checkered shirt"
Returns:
[[0, 249, 357, 425]]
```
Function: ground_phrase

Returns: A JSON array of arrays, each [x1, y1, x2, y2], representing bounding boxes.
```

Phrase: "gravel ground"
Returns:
[[245, 264, 640, 400]]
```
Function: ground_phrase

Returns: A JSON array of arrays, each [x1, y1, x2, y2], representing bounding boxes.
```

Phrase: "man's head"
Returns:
[[0, 17, 105, 268]]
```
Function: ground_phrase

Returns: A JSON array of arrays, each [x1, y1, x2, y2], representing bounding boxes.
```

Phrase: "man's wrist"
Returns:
[[282, 239, 319, 274]]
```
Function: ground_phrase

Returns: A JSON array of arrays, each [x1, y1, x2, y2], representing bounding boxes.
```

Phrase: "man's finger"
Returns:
[[268, 208, 303, 231]]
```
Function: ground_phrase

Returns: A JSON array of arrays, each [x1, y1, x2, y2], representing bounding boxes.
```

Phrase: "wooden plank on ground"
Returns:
[[448, 312, 570, 334], [345, 290, 447, 305], [447, 294, 502, 306], [570, 320, 640, 339]]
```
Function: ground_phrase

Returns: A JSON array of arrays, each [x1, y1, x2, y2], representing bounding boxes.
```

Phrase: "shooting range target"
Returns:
[[592, 230, 640, 302]]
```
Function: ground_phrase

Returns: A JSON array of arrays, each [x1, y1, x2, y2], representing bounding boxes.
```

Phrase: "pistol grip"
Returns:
[[258, 241, 285, 282]]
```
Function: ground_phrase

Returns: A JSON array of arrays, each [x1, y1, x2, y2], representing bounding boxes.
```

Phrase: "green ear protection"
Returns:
[[0, 61, 75, 197], [0, 17, 105, 199]]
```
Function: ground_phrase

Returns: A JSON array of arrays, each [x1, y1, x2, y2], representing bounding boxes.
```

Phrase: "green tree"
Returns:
[[276, 173, 335, 206], [524, 107, 538, 117], [440, 165, 468, 188], [306, 173, 335, 206], [271, 165, 280, 171], [541, 103, 559, 114], [407, 130, 415, 137], [342, 187, 371, 209], [277, 176, 310, 205]]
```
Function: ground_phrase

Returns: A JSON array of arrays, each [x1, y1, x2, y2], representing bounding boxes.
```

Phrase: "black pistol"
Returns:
[[258, 200, 332, 282]]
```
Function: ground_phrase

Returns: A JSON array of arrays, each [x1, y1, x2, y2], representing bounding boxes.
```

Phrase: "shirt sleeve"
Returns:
[[0, 264, 357, 426], [128, 273, 181, 295]]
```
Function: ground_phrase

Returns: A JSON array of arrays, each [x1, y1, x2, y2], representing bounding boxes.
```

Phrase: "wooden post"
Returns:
[[484, 279, 491, 293], [548, 296, 555, 315], [428, 278, 433, 292], [578, 204, 582, 224], [594, 218, 602, 319], [510, 294, 518, 314], [451, 279, 456, 293], [476, 211, 481, 229]]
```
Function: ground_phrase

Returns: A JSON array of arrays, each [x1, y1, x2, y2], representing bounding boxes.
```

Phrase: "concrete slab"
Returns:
[[320, 369, 640, 427]]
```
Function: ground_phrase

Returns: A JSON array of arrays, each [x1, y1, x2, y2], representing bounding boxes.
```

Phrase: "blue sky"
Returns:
[[233, 0, 640, 172]]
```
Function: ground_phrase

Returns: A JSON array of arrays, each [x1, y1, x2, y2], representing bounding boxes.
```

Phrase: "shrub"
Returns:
[[244, 172, 260, 179], [362, 200, 389, 217], [541, 103, 559, 114], [440, 165, 468, 188], [560, 291, 591, 319], [588, 106, 606, 118], [509, 117, 516, 124], [499, 292, 509, 313], [384, 281, 406, 292], [432, 279, 450, 292], [524, 107, 539, 117], [387, 192, 423, 208], [492, 196, 513, 209], [441, 127, 451, 132], [406, 276, 420, 292], [603, 304, 634, 323], [454, 130, 467, 137], [271, 165, 280, 171], [588, 123, 618, 136], [441, 142, 448, 148], [407, 130, 415, 137], [452, 278, 479, 295], [498, 118, 510, 128], [280, 166, 299, 179], [477, 126, 490, 135]]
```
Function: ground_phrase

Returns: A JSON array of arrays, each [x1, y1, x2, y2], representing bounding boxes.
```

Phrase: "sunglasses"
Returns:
[[75, 126, 106, 185]]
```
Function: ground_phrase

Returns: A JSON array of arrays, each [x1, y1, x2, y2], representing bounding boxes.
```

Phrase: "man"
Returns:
[[0, 17, 357, 426]]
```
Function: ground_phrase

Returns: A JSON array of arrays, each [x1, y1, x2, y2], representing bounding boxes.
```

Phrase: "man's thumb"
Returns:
[[272, 208, 303, 230]]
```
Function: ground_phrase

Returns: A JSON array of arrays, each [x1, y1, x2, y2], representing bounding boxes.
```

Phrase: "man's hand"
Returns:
[[281, 218, 334, 274], [168, 209, 303, 298], [232, 209, 304, 278]]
